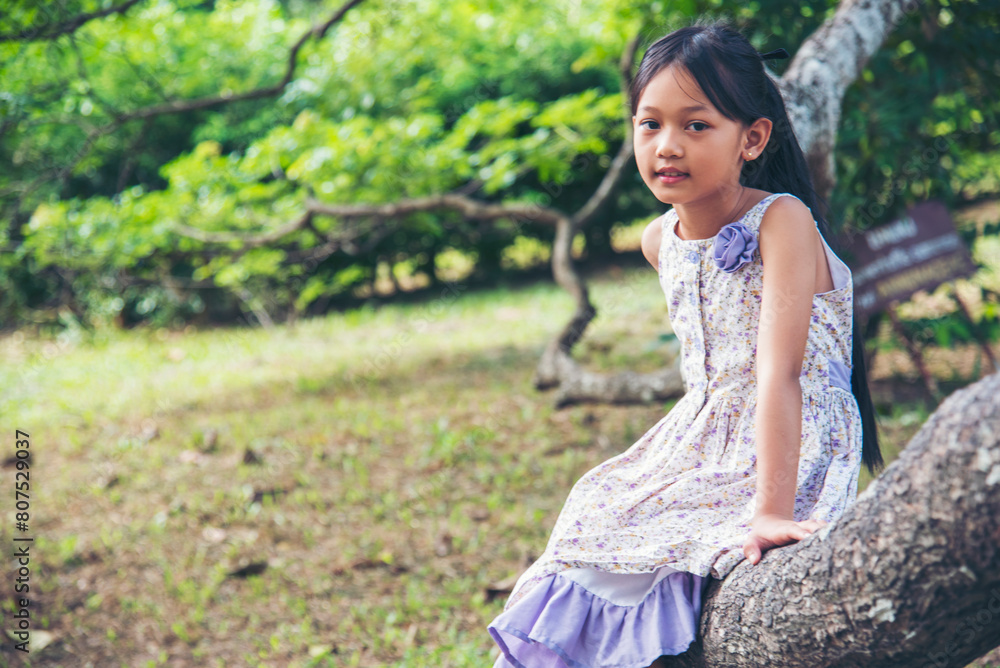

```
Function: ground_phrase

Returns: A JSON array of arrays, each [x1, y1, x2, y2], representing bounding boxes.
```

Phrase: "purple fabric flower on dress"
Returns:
[[712, 221, 758, 273]]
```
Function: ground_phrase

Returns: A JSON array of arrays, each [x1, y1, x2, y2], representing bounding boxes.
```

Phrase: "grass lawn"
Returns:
[[1, 261, 996, 667]]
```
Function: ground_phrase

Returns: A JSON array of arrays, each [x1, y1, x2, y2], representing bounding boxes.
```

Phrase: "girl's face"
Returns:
[[632, 64, 751, 206]]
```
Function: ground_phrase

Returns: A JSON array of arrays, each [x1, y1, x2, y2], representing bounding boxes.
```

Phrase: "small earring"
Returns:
[[747, 151, 753, 158]]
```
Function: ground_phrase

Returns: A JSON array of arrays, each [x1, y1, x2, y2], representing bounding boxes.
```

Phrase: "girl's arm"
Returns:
[[744, 195, 829, 564]]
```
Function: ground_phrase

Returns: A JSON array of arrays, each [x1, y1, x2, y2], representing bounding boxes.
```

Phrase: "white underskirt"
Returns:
[[558, 565, 684, 606]]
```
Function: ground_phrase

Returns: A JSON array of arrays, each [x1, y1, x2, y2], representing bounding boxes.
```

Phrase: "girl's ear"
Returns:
[[743, 117, 773, 160]]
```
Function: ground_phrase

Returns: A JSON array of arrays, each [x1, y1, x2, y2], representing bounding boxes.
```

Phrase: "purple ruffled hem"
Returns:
[[487, 568, 708, 668]]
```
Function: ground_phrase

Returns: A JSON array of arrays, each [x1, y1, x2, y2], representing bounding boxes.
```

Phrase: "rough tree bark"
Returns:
[[659, 371, 1000, 668], [537, 0, 920, 405]]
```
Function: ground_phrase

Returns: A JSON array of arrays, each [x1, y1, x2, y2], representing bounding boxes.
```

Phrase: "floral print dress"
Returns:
[[488, 192, 864, 668]]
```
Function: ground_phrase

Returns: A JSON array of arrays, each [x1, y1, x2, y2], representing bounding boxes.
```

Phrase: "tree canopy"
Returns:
[[1, 0, 998, 331]]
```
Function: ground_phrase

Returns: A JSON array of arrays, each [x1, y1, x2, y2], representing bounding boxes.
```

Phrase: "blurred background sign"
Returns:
[[846, 200, 977, 321]]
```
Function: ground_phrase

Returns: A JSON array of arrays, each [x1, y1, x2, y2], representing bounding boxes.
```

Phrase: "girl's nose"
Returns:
[[656, 128, 683, 159]]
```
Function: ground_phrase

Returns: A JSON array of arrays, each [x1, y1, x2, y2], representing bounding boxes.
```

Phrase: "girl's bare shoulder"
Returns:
[[758, 194, 815, 245]]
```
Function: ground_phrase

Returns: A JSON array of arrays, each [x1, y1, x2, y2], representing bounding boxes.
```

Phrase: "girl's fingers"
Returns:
[[743, 537, 764, 563], [746, 523, 824, 561]]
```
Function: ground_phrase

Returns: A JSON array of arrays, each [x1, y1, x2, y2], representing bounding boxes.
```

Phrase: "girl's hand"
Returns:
[[742, 514, 828, 565]]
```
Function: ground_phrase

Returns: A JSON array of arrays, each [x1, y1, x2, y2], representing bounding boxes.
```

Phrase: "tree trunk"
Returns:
[[659, 370, 1000, 668], [780, 0, 919, 203]]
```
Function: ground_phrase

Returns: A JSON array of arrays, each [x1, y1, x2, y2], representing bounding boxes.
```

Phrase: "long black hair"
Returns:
[[630, 19, 884, 476]]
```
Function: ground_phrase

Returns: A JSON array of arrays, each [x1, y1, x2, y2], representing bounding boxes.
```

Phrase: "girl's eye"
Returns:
[[638, 120, 707, 131]]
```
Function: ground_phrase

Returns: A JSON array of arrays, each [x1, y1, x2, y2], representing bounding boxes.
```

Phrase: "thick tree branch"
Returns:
[[660, 370, 1000, 667]]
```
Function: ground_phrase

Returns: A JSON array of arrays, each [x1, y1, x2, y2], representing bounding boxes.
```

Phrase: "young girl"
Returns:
[[487, 18, 885, 668]]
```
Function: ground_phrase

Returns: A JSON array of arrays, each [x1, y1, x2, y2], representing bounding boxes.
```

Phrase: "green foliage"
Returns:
[[832, 0, 1000, 228], [1, 0, 999, 332]]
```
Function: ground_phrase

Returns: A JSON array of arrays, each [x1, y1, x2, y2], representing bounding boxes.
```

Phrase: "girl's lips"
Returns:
[[657, 172, 688, 184]]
